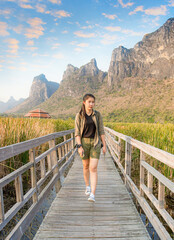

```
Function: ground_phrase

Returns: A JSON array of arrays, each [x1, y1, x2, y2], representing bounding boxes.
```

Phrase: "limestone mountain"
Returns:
[[108, 18, 174, 87], [6, 74, 59, 114], [37, 58, 107, 117], [0, 96, 25, 113]]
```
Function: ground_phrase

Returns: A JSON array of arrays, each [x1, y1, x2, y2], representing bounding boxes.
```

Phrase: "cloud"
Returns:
[[52, 43, 61, 49], [168, 0, 174, 6], [27, 40, 34, 46], [13, 24, 23, 34], [19, 3, 33, 9], [118, 0, 134, 8], [77, 43, 89, 47], [0, 9, 12, 18], [25, 46, 38, 51], [122, 29, 144, 36], [5, 38, 19, 54], [129, 5, 167, 16], [101, 34, 121, 45], [145, 5, 167, 15], [104, 26, 121, 32], [81, 25, 93, 29], [74, 31, 95, 38], [25, 17, 46, 39], [0, 22, 10, 36], [51, 10, 71, 18], [62, 30, 68, 34], [48, 0, 61, 4], [129, 6, 144, 15], [35, 4, 46, 13], [53, 53, 64, 59], [74, 48, 83, 52], [102, 13, 118, 20]]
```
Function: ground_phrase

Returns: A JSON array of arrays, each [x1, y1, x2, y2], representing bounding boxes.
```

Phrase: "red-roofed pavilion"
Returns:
[[24, 108, 51, 118]]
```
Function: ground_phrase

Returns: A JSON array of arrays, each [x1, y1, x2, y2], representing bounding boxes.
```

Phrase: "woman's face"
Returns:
[[83, 97, 95, 111]]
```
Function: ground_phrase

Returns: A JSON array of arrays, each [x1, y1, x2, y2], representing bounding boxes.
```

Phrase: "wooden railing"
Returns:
[[105, 126, 174, 240], [0, 129, 76, 240]]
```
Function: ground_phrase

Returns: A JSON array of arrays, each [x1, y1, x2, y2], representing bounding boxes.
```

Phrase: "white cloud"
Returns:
[[19, 3, 33, 9], [62, 30, 68, 34], [101, 34, 120, 45], [168, 0, 174, 6], [145, 5, 167, 16], [118, 0, 134, 8], [74, 48, 83, 52], [27, 40, 34, 46], [0, 22, 10, 36], [129, 5, 167, 16], [122, 29, 144, 36], [51, 10, 71, 18], [0, 9, 12, 18], [13, 24, 23, 34], [81, 25, 93, 29], [104, 26, 121, 32], [53, 53, 64, 59], [35, 4, 46, 13], [102, 13, 118, 20], [77, 43, 89, 47], [25, 17, 46, 39], [129, 5, 144, 15], [74, 31, 95, 38], [5, 38, 19, 54], [52, 43, 61, 49], [48, 0, 61, 4]]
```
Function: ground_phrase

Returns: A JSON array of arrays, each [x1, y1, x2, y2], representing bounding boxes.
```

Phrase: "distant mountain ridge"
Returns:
[[6, 74, 59, 114], [0, 96, 25, 113]]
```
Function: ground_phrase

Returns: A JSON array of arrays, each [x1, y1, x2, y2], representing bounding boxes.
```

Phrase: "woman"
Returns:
[[75, 93, 106, 202]]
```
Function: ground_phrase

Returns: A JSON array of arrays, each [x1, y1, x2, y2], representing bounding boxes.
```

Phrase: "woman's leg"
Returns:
[[82, 159, 90, 186], [89, 158, 99, 195]]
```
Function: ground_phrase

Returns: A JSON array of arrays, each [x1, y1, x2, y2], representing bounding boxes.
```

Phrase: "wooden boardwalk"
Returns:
[[34, 150, 151, 240]]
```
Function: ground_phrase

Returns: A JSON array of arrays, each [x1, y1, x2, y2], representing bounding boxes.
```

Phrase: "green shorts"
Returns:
[[81, 137, 101, 160]]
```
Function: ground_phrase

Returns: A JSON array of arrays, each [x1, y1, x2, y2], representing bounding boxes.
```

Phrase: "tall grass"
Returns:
[[0, 117, 74, 175]]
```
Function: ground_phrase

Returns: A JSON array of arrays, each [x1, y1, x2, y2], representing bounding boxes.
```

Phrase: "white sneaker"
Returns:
[[88, 193, 95, 202], [85, 186, 91, 196]]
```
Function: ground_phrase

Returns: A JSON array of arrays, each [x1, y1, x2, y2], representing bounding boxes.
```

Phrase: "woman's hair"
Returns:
[[79, 93, 95, 117]]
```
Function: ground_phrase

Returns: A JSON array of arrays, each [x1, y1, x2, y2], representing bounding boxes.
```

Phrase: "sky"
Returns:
[[0, 0, 174, 102]]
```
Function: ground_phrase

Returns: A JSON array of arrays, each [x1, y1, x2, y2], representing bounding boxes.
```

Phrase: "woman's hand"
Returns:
[[78, 146, 84, 158], [103, 145, 107, 155]]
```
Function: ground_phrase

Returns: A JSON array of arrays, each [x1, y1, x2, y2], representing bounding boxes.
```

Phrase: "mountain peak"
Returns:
[[79, 58, 99, 77], [33, 74, 48, 83], [62, 64, 79, 80]]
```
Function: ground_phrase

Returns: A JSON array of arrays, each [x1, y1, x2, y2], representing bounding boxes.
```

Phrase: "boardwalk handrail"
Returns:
[[105, 126, 174, 240], [0, 129, 76, 240]]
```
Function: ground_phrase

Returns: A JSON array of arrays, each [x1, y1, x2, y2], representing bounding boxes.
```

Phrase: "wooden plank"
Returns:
[[34, 151, 150, 240]]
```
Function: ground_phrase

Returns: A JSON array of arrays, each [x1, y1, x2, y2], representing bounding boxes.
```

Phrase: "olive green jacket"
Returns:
[[75, 110, 105, 148]]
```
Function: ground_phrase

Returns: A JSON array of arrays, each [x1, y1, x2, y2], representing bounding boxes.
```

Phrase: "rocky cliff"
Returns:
[[6, 74, 59, 114], [108, 18, 174, 86]]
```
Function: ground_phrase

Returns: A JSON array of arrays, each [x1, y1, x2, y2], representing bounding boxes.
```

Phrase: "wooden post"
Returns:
[[140, 150, 145, 197], [15, 175, 24, 202], [29, 148, 38, 203], [125, 141, 132, 177], [64, 135, 68, 161], [71, 133, 74, 151], [0, 188, 4, 223], [47, 154, 52, 171], [40, 158, 46, 178], [147, 172, 153, 194], [158, 181, 165, 209], [49, 139, 61, 193], [118, 138, 121, 162], [58, 147, 62, 161]]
